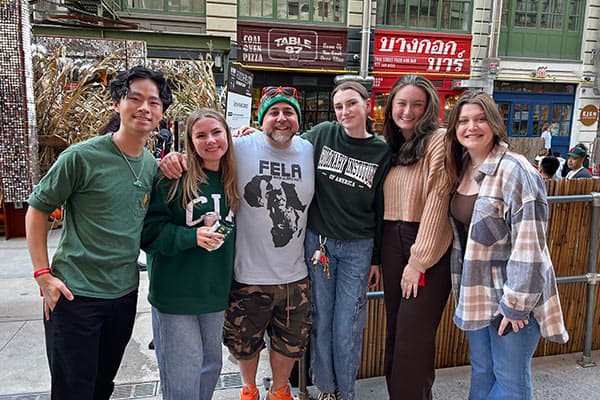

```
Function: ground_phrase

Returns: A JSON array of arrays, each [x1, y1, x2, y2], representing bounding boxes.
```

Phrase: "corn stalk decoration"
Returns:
[[33, 47, 119, 175], [33, 45, 221, 176], [150, 57, 223, 120]]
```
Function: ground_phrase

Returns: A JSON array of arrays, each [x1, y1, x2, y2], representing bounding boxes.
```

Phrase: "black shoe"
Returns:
[[148, 339, 154, 350]]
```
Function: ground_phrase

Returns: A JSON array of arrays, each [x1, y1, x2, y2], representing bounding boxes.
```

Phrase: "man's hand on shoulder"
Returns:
[[158, 152, 188, 179], [232, 125, 259, 138]]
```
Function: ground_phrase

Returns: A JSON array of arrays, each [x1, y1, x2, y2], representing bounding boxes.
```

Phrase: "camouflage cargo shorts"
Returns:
[[223, 277, 312, 360]]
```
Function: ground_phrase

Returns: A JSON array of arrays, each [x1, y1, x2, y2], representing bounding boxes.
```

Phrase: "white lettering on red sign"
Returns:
[[373, 31, 472, 75], [378, 37, 460, 56], [242, 34, 263, 62]]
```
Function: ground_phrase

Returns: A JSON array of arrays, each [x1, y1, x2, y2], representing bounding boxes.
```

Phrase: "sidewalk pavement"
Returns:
[[1, 232, 599, 399]]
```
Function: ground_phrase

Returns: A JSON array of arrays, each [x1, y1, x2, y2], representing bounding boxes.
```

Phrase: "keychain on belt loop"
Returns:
[[311, 235, 330, 279]]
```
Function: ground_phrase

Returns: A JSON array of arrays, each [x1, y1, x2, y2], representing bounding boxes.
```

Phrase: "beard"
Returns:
[[266, 129, 294, 146]]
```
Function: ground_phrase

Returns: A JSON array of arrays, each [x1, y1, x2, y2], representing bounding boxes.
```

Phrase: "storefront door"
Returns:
[[494, 82, 575, 157]]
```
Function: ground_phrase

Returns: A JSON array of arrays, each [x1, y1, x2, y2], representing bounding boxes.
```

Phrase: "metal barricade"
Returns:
[[296, 192, 600, 399]]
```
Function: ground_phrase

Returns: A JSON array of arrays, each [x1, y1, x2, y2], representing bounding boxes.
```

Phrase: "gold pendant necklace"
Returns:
[[114, 141, 145, 188]]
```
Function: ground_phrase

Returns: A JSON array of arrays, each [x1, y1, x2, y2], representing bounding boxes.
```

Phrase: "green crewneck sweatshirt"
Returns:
[[141, 170, 235, 314], [302, 121, 391, 265]]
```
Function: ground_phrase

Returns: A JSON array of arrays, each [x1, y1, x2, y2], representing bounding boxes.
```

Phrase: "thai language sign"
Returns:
[[374, 30, 472, 76], [238, 23, 346, 69]]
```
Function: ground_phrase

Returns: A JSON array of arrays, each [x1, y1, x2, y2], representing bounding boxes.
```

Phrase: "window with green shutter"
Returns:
[[123, 0, 205, 16], [498, 0, 584, 60], [376, 0, 472, 33], [238, 0, 345, 25]]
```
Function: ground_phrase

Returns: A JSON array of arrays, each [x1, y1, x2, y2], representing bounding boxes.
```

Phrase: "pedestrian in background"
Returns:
[[538, 155, 561, 180], [445, 91, 568, 399], [102, 112, 121, 134], [552, 151, 566, 178], [565, 144, 592, 179], [154, 119, 173, 159], [380, 74, 452, 400], [540, 122, 552, 155]]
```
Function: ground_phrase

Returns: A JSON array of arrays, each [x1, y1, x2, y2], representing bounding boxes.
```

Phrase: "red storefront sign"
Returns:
[[238, 22, 347, 69], [374, 30, 472, 76]]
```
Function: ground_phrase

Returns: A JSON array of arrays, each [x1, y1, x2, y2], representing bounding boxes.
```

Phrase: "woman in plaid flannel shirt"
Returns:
[[445, 91, 568, 400]]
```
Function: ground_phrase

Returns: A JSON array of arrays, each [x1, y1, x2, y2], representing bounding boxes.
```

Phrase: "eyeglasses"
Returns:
[[261, 86, 298, 100]]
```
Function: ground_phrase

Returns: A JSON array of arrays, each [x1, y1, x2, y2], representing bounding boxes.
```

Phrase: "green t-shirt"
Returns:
[[27, 134, 156, 299], [141, 170, 235, 314], [302, 121, 391, 265]]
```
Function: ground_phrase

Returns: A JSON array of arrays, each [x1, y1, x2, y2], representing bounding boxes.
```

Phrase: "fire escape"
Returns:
[[30, 0, 137, 29]]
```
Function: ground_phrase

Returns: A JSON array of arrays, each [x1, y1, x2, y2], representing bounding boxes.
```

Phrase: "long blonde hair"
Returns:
[[167, 109, 239, 212]]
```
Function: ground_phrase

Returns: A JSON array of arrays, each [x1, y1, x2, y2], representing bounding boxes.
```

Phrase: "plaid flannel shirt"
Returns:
[[450, 142, 568, 344]]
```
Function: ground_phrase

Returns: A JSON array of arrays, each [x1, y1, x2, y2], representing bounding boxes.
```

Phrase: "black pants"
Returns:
[[44, 290, 138, 400], [381, 221, 451, 400]]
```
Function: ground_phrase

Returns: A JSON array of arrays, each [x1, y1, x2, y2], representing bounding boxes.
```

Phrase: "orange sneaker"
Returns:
[[266, 384, 295, 400], [240, 383, 259, 400]]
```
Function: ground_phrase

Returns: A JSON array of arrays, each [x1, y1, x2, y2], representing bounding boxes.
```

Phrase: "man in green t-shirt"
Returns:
[[25, 66, 172, 400]]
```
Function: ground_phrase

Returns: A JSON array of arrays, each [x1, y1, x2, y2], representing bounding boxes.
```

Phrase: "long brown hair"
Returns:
[[445, 91, 509, 187], [167, 109, 239, 212], [382, 75, 440, 166]]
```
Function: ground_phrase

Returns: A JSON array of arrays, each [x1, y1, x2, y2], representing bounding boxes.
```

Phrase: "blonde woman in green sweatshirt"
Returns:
[[141, 108, 239, 400]]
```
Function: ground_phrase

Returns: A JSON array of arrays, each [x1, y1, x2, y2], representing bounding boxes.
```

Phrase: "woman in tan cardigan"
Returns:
[[380, 75, 453, 400]]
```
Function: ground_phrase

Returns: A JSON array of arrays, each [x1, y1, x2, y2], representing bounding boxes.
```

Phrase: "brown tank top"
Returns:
[[450, 192, 477, 253], [450, 192, 477, 226]]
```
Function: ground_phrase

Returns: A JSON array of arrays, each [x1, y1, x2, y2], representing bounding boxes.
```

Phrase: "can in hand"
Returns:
[[203, 212, 219, 227], [208, 219, 234, 251]]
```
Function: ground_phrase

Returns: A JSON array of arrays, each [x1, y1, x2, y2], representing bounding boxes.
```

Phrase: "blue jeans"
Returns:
[[305, 229, 373, 400], [151, 307, 162, 366], [467, 318, 541, 400], [155, 310, 224, 400]]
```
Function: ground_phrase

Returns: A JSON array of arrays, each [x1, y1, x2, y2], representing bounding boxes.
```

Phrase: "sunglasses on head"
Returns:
[[262, 86, 298, 100]]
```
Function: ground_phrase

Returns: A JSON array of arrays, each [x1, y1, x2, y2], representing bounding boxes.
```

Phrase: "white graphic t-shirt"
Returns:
[[233, 133, 314, 285]]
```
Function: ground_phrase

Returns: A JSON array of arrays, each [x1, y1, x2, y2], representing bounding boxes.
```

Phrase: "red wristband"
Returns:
[[34, 268, 52, 278]]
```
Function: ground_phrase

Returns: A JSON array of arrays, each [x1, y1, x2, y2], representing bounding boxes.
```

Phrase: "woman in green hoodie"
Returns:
[[141, 108, 239, 400]]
